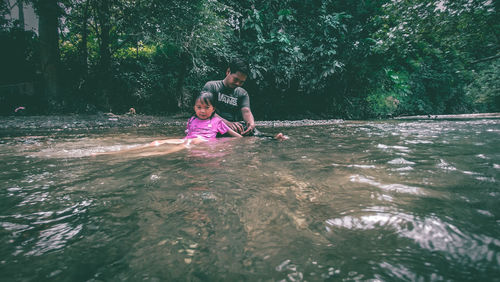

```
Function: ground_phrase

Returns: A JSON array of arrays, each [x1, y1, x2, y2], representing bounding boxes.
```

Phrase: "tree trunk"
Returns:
[[97, 0, 111, 74], [96, 0, 112, 110], [80, 0, 90, 74], [37, 0, 60, 108], [17, 0, 24, 29], [176, 52, 190, 110]]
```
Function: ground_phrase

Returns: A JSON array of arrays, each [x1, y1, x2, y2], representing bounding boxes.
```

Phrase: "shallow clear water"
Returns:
[[1, 116, 499, 281]]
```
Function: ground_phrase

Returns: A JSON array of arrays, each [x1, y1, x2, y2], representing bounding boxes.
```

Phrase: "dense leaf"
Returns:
[[0, 0, 497, 117]]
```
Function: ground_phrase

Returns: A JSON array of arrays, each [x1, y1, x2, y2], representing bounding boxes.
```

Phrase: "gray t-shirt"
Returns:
[[202, 80, 250, 122]]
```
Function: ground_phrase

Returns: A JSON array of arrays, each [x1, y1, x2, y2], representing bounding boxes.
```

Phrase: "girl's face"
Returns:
[[194, 99, 215, 120]]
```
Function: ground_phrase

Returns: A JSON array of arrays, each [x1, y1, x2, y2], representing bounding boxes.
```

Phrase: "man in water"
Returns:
[[202, 59, 257, 136]]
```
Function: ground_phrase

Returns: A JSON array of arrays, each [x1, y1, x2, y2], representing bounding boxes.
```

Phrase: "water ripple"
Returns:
[[350, 174, 423, 195], [1, 117, 499, 280], [388, 158, 416, 165], [26, 223, 83, 256], [377, 144, 412, 153], [378, 261, 444, 281], [437, 159, 457, 171], [0, 200, 91, 257], [325, 209, 500, 264]]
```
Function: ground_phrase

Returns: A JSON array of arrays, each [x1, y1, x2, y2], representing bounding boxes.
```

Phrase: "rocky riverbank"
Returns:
[[0, 114, 344, 131], [2, 112, 498, 132], [394, 113, 500, 120]]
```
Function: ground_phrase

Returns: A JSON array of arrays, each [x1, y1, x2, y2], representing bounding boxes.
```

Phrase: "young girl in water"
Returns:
[[94, 91, 243, 156], [154, 91, 243, 145], [94, 91, 286, 156]]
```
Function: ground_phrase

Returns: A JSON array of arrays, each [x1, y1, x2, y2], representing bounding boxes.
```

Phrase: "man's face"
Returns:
[[224, 70, 247, 89]]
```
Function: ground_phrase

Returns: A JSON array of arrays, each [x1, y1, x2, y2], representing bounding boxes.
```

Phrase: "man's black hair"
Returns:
[[228, 58, 250, 75]]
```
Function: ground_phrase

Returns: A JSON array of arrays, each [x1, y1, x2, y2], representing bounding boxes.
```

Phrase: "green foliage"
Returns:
[[54, 0, 236, 113], [245, 1, 348, 88], [466, 60, 500, 112], [0, 1, 10, 27], [2, 0, 497, 117], [0, 28, 39, 85], [221, 0, 369, 118], [372, 0, 497, 116], [366, 69, 409, 117], [0, 18, 41, 114]]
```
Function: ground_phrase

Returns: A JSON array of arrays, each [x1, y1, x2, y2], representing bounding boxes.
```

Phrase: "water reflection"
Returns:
[[350, 174, 423, 195], [0, 117, 499, 280], [326, 206, 500, 263], [0, 200, 90, 258]]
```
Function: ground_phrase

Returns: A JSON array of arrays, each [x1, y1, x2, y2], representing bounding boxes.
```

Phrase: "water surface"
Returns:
[[1, 116, 499, 281]]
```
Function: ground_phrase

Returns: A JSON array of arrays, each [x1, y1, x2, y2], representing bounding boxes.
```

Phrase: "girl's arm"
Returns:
[[226, 128, 243, 137]]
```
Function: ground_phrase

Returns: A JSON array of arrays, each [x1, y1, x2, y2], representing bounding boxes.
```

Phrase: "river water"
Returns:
[[0, 116, 499, 281]]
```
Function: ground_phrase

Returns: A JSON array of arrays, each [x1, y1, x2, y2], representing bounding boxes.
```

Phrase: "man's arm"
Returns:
[[241, 107, 255, 135]]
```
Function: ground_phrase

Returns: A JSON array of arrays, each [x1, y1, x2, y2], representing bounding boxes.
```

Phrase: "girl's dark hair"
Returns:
[[193, 91, 215, 106], [191, 91, 216, 119]]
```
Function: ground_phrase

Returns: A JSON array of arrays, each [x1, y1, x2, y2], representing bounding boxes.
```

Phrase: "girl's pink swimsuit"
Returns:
[[184, 116, 230, 139]]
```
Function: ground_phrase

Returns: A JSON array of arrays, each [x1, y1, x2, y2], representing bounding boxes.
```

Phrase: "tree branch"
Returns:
[[470, 53, 500, 64]]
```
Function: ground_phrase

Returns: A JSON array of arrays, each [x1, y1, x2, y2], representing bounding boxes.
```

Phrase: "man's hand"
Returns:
[[217, 114, 243, 134], [227, 121, 245, 134], [241, 122, 255, 135], [240, 107, 255, 136]]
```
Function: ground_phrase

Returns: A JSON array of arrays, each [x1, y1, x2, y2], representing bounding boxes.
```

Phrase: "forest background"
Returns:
[[1, 0, 498, 119]]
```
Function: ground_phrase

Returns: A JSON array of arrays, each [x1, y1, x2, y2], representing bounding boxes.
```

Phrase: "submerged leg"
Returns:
[[133, 137, 207, 157], [135, 144, 187, 157], [92, 137, 209, 157], [93, 138, 185, 156]]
